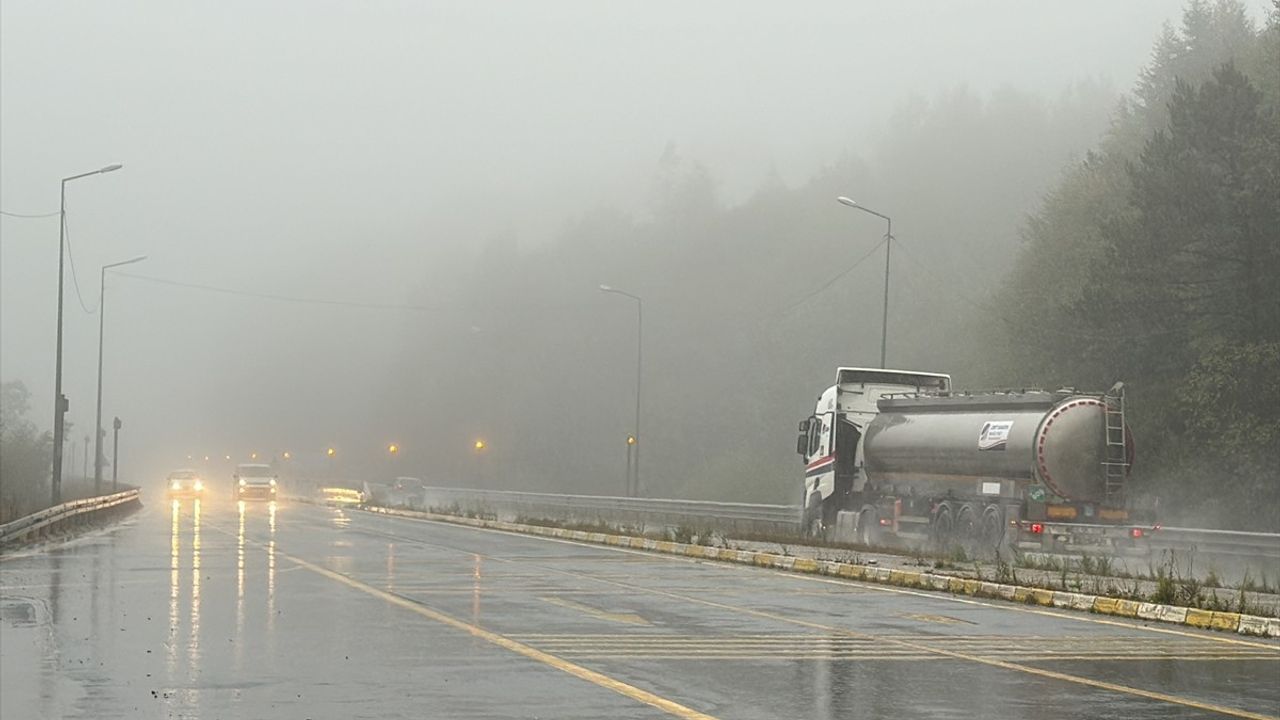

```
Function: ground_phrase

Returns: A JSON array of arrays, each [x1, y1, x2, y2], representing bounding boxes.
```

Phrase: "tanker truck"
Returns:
[[797, 367, 1151, 555]]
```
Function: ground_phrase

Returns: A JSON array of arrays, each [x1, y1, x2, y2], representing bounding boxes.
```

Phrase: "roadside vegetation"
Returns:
[[0, 381, 52, 524], [978, 2, 1280, 530]]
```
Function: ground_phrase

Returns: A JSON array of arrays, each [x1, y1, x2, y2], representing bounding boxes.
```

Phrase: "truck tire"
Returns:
[[979, 504, 1007, 559], [856, 506, 880, 546], [803, 493, 824, 537], [931, 502, 956, 552]]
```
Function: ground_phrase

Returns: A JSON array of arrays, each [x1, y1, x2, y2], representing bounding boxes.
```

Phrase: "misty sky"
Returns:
[[1, 1, 1199, 480]]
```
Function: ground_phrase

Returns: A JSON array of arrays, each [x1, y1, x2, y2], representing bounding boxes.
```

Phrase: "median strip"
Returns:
[[358, 504, 1280, 639]]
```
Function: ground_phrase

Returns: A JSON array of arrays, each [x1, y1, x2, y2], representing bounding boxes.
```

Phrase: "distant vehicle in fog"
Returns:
[[166, 469, 205, 498], [234, 463, 277, 501]]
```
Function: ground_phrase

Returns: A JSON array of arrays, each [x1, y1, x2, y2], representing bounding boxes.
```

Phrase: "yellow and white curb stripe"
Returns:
[[361, 505, 1280, 639]]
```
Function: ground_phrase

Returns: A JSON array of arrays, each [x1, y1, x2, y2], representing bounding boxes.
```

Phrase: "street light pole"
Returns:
[[94, 255, 147, 495], [51, 163, 123, 506], [599, 285, 642, 496], [836, 197, 893, 368]]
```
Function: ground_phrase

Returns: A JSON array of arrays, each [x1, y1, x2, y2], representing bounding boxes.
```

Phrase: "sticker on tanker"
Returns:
[[978, 420, 1014, 451]]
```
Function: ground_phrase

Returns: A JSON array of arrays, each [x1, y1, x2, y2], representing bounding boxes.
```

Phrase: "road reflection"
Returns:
[[168, 499, 180, 677], [235, 500, 245, 672], [267, 500, 277, 646], [189, 498, 202, 701], [472, 553, 483, 624], [386, 542, 397, 593]]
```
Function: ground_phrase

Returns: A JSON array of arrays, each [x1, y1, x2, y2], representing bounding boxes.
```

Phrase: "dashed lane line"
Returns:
[[210, 522, 718, 720]]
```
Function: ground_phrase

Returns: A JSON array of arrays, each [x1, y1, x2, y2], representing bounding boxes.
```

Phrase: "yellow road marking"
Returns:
[[897, 612, 975, 625], [303, 509, 1279, 718], [283, 552, 715, 720], [444, 517, 1280, 652], [359, 510, 1280, 654], [541, 596, 650, 625], [546, 653, 1278, 662], [211, 521, 717, 720], [353, 512, 1280, 712], [552, 571, 1279, 720]]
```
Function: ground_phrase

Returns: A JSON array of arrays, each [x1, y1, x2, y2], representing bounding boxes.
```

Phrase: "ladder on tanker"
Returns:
[[1102, 383, 1128, 500]]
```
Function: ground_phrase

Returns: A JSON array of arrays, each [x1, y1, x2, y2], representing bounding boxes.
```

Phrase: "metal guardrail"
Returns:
[[0, 488, 141, 547], [1150, 526, 1280, 561], [378, 485, 800, 536]]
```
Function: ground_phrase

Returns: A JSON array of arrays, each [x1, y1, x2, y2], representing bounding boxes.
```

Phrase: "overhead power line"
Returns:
[[61, 213, 97, 314], [1, 209, 61, 218], [116, 272, 448, 311], [780, 237, 887, 315]]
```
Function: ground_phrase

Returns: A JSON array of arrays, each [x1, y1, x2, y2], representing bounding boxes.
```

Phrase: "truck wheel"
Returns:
[[856, 507, 880, 546], [980, 504, 1006, 558], [803, 493, 823, 537], [931, 503, 955, 551]]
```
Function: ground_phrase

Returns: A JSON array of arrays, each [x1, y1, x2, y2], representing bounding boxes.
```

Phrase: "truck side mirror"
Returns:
[[798, 419, 811, 433]]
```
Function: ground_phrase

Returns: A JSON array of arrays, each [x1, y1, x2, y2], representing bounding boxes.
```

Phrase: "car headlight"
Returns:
[[194, 480, 204, 492], [171, 480, 181, 490], [238, 478, 247, 487]]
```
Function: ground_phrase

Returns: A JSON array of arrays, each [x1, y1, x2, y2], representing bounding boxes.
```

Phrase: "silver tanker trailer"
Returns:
[[798, 367, 1151, 554]]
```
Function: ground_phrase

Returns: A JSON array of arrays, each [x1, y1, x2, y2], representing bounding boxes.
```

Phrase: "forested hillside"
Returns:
[[386, 1, 1277, 531], [987, 0, 1279, 529], [386, 81, 1119, 501]]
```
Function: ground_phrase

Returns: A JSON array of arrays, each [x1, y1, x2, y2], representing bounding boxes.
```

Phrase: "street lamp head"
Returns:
[[388, 443, 399, 455], [836, 196, 858, 208], [104, 255, 148, 271], [100, 163, 124, 174], [474, 439, 486, 451]]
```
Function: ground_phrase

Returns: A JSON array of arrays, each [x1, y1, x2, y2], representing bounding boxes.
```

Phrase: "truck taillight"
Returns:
[[1029, 523, 1044, 534], [1130, 528, 1144, 539]]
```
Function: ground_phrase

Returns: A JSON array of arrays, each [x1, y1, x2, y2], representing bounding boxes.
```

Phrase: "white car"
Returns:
[[234, 463, 278, 501]]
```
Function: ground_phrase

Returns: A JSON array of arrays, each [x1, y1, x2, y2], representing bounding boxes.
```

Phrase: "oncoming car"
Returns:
[[166, 469, 205, 498], [234, 463, 278, 501]]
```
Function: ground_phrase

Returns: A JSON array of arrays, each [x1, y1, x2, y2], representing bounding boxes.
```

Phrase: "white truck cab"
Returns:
[[798, 367, 951, 534]]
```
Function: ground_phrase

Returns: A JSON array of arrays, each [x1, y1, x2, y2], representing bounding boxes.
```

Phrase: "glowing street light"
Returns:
[[474, 439, 485, 451], [388, 443, 399, 455], [327, 447, 336, 458], [282, 451, 292, 460], [250, 452, 258, 460]]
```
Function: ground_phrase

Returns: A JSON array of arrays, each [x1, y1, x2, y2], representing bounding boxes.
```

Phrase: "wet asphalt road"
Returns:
[[2, 498, 1277, 720]]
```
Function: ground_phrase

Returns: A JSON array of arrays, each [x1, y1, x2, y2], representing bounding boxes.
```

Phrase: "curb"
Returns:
[[359, 505, 1280, 639]]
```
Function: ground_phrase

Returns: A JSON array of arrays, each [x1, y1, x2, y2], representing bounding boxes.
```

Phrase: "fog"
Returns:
[[1, 1, 1196, 497]]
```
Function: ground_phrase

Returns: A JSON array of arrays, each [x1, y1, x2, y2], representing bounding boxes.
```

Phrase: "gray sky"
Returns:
[[1, 0, 1194, 477]]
